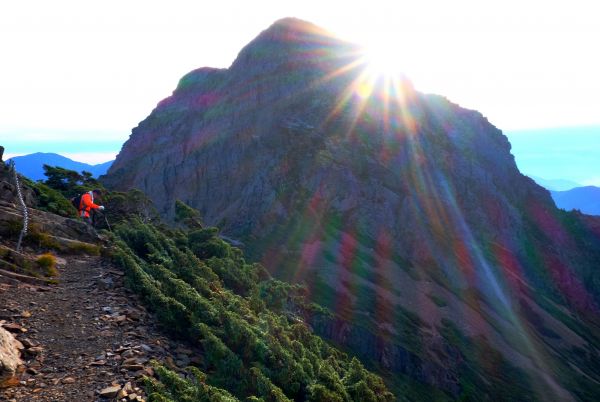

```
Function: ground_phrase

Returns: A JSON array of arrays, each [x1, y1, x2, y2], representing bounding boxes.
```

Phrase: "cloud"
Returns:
[[582, 178, 600, 187], [1, 138, 123, 155], [61, 152, 117, 165]]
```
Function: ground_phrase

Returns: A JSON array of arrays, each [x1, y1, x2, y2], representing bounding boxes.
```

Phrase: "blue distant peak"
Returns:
[[6, 152, 114, 181], [530, 176, 582, 191], [551, 186, 600, 216]]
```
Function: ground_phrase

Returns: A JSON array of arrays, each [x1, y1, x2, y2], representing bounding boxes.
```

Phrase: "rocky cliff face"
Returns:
[[104, 18, 551, 269], [103, 18, 600, 399]]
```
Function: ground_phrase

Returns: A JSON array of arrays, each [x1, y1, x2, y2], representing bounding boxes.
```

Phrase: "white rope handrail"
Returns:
[[9, 161, 28, 252]]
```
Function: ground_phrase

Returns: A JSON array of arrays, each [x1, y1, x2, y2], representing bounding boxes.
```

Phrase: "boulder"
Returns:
[[0, 326, 23, 387]]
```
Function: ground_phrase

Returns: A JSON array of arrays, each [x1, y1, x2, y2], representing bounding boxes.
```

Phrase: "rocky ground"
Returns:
[[0, 253, 199, 401]]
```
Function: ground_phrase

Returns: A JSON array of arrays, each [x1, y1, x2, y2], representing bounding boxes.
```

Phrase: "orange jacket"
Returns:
[[79, 192, 101, 218]]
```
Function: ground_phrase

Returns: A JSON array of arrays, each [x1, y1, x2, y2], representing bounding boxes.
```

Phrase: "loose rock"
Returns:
[[99, 384, 122, 398]]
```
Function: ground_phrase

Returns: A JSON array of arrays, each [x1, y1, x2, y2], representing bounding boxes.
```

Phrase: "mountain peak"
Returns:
[[103, 19, 600, 399], [268, 17, 321, 31], [229, 17, 357, 73], [257, 17, 336, 41]]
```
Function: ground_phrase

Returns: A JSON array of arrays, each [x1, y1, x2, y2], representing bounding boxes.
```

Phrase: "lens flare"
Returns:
[[362, 40, 405, 79]]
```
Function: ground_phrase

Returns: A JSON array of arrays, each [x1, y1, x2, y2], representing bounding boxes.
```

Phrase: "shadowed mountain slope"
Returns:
[[103, 18, 600, 401]]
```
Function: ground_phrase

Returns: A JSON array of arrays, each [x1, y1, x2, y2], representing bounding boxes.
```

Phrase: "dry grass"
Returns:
[[66, 242, 101, 256], [36, 253, 58, 277]]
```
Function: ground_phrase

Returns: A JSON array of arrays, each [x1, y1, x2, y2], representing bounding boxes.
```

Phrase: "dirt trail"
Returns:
[[0, 254, 190, 401]]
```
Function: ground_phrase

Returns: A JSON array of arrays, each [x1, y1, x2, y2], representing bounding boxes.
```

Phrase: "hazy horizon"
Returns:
[[5, 125, 600, 187]]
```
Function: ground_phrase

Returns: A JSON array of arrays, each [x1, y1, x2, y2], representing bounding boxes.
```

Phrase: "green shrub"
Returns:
[[104, 189, 159, 225], [110, 215, 394, 402], [27, 181, 78, 218], [40, 164, 98, 198], [175, 199, 203, 228]]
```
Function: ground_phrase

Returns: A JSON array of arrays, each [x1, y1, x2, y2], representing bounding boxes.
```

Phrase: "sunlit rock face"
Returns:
[[104, 18, 600, 400]]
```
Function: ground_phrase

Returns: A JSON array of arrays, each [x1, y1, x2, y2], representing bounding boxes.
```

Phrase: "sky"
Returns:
[[505, 126, 600, 186], [0, 0, 599, 180]]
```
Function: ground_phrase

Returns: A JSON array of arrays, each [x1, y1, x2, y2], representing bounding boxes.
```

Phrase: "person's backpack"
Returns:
[[70, 194, 83, 211]]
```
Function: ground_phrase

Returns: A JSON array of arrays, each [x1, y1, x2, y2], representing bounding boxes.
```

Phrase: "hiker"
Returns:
[[77, 189, 105, 226]]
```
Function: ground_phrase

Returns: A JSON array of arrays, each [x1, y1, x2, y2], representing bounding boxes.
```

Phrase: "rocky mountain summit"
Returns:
[[104, 18, 600, 400]]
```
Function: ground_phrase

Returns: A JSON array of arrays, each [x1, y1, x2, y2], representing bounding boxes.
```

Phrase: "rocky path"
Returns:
[[0, 254, 194, 401]]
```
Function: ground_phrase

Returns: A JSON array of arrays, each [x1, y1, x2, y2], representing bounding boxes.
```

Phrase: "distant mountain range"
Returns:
[[529, 176, 599, 215], [531, 176, 581, 191], [551, 186, 600, 215], [7, 152, 113, 181]]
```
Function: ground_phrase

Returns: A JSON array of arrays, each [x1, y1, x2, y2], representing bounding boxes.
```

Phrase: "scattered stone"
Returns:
[[24, 346, 43, 357], [174, 347, 193, 356], [20, 338, 37, 348], [99, 384, 122, 398], [121, 349, 135, 358], [1, 323, 26, 334], [122, 357, 139, 366], [115, 315, 128, 324], [97, 277, 114, 290], [61, 377, 76, 384], [0, 377, 20, 389], [117, 387, 128, 399], [122, 363, 144, 371]]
